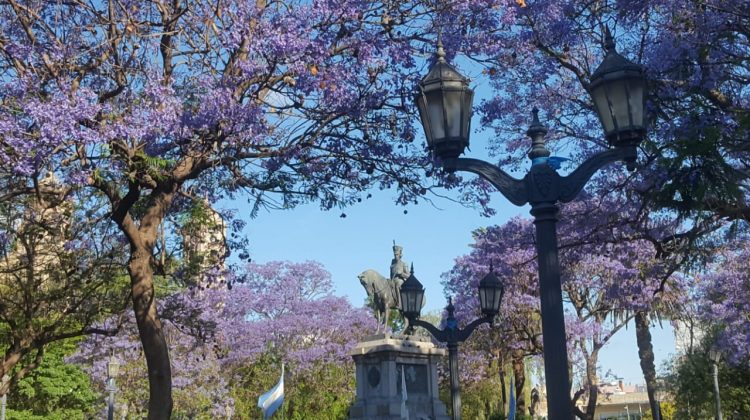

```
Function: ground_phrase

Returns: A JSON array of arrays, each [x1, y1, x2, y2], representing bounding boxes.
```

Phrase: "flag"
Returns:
[[508, 377, 516, 420], [400, 366, 409, 420], [258, 364, 284, 419]]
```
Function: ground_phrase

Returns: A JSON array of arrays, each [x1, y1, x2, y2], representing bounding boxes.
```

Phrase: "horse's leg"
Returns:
[[384, 305, 389, 335], [376, 307, 382, 333]]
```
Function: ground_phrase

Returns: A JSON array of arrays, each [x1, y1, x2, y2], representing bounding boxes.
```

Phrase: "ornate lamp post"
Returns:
[[399, 266, 504, 420], [106, 350, 120, 420], [708, 348, 723, 420], [415, 29, 646, 420]]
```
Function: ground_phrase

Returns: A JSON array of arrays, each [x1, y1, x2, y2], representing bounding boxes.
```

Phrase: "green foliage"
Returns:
[[649, 113, 744, 218], [663, 346, 750, 419], [6, 340, 97, 419], [133, 150, 174, 181], [181, 201, 221, 232], [284, 363, 354, 419], [228, 354, 356, 420], [439, 370, 505, 420]]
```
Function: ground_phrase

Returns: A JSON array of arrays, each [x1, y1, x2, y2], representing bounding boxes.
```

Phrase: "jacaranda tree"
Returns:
[[0, 172, 128, 397], [3, 1, 747, 417], [72, 260, 377, 417]]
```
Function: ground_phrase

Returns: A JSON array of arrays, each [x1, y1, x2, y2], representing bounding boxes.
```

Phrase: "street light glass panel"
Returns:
[[107, 354, 120, 379], [478, 269, 504, 318], [423, 89, 446, 140], [399, 270, 425, 320], [709, 348, 721, 364], [590, 75, 645, 140]]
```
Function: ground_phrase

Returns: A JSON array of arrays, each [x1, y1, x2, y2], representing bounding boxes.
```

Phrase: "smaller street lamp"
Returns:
[[106, 350, 120, 420], [708, 348, 723, 420], [399, 265, 504, 420]]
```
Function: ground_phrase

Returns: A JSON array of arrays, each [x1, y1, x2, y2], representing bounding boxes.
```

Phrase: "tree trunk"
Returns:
[[512, 352, 526, 416], [635, 311, 660, 420], [582, 349, 599, 420], [128, 246, 173, 419]]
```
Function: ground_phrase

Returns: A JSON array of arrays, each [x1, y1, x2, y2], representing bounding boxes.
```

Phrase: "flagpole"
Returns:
[[280, 363, 285, 420]]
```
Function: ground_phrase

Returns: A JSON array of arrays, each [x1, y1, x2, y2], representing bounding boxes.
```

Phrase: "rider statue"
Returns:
[[390, 241, 410, 309]]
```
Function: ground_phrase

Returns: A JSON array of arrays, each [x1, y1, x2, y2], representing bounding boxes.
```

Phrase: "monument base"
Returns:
[[349, 333, 449, 420]]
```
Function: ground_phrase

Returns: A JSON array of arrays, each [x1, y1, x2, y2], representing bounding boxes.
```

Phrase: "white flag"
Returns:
[[258, 364, 284, 419], [400, 366, 409, 420]]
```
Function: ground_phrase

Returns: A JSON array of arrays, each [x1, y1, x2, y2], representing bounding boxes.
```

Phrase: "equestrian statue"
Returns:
[[358, 242, 424, 333]]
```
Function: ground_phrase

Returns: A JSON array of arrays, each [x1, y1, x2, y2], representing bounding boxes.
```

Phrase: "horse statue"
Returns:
[[358, 269, 424, 333]]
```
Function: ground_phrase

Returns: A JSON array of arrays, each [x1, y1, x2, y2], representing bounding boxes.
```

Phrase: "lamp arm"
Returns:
[[409, 318, 447, 342], [456, 316, 493, 342], [443, 158, 528, 206], [559, 148, 630, 203]]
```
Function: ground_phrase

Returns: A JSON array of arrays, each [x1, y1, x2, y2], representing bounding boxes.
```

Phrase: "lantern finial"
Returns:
[[527, 107, 550, 162], [436, 39, 446, 63], [436, 27, 446, 63], [604, 26, 616, 52]]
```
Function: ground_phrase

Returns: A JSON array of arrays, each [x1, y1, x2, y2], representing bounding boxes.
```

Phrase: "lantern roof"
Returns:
[[402, 263, 424, 291], [590, 28, 644, 86], [419, 41, 471, 88], [479, 266, 502, 289]]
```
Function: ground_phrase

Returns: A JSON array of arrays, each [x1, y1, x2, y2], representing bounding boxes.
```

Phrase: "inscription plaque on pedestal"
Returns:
[[396, 363, 428, 396]]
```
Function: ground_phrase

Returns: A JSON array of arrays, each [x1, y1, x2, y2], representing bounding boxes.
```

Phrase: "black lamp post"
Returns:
[[708, 348, 723, 420], [416, 28, 646, 420], [400, 266, 504, 420], [106, 350, 120, 420]]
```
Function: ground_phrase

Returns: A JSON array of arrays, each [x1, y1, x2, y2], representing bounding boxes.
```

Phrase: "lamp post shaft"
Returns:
[[447, 342, 461, 420], [1, 393, 6, 420], [530, 203, 572, 420], [107, 379, 116, 420], [712, 362, 722, 420], [408, 313, 492, 420]]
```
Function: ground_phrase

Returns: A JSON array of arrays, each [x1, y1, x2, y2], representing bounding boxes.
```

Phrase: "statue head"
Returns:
[[392, 243, 403, 258]]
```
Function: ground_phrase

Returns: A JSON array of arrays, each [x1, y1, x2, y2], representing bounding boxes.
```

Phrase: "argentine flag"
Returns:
[[258, 364, 284, 419], [401, 366, 409, 420], [508, 377, 516, 420]]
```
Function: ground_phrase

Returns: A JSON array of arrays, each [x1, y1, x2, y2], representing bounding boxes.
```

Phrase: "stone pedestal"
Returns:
[[349, 334, 449, 420]]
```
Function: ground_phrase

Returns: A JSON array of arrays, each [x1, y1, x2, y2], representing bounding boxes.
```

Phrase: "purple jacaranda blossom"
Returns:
[[697, 241, 750, 366]]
